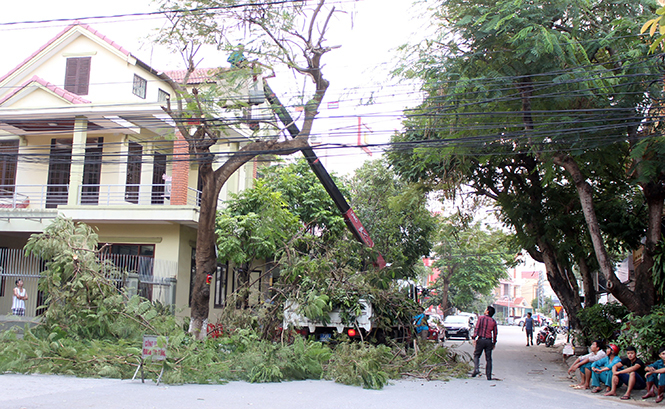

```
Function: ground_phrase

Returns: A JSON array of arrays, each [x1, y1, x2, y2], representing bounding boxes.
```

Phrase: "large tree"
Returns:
[[389, 0, 659, 325], [346, 159, 436, 281], [428, 213, 510, 315], [213, 159, 431, 338], [155, 0, 343, 338]]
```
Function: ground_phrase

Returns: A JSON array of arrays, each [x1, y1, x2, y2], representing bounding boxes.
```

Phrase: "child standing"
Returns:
[[12, 279, 27, 316]]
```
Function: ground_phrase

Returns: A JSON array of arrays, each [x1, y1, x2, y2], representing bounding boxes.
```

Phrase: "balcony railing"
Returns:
[[0, 185, 68, 209], [80, 184, 202, 206], [0, 184, 203, 209]]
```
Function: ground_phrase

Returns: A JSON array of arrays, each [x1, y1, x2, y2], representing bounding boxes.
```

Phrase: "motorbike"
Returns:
[[536, 325, 557, 347]]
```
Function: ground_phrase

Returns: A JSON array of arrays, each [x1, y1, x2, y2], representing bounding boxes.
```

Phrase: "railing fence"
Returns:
[[0, 248, 177, 318]]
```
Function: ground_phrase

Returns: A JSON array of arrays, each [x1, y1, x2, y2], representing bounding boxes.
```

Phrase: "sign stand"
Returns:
[[133, 335, 168, 385]]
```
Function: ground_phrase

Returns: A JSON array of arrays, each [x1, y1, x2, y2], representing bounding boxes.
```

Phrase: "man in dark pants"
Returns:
[[522, 312, 534, 346], [471, 306, 498, 380]]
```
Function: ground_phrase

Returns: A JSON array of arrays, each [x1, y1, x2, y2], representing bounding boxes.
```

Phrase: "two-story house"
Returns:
[[0, 23, 264, 319]]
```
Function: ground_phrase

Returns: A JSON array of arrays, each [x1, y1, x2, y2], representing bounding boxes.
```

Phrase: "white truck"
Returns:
[[283, 299, 373, 342]]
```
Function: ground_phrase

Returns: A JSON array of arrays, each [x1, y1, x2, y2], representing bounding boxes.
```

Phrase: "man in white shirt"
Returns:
[[568, 340, 607, 389]]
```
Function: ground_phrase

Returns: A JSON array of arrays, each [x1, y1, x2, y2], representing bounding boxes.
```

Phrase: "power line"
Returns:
[[0, 0, 321, 28]]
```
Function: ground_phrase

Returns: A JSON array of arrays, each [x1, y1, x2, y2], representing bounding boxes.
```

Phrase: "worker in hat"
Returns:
[[590, 344, 622, 393]]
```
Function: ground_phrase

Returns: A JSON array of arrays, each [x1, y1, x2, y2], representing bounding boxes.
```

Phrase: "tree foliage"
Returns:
[[618, 304, 665, 361], [426, 213, 510, 314], [215, 158, 434, 338], [0, 218, 468, 389], [153, 0, 343, 338], [346, 159, 436, 280], [389, 0, 663, 323], [23, 217, 178, 340]]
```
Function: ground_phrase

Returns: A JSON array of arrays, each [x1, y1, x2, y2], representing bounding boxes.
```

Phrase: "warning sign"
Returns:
[[142, 335, 167, 361]]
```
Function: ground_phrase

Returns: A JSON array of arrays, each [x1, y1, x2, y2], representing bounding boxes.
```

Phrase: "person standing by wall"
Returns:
[[12, 279, 27, 316], [522, 312, 534, 346], [471, 306, 498, 380]]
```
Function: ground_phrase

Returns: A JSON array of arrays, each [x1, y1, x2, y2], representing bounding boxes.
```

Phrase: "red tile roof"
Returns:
[[165, 67, 227, 84], [494, 298, 527, 308], [0, 75, 91, 106]]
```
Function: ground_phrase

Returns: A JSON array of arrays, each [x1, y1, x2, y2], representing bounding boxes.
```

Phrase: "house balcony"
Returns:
[[0, 184, 204, 228]]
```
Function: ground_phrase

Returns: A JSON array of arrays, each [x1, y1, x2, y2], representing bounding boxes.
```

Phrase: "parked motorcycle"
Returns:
[[536, 325, 557, 347]]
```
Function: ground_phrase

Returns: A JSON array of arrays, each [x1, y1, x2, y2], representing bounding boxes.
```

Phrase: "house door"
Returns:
[[81, 138, 103, 204], [46, 139, 72, 208], [124, 142, 142, 204]]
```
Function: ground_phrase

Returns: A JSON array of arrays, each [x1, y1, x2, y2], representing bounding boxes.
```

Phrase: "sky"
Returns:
[[0, 0, 429, 175]]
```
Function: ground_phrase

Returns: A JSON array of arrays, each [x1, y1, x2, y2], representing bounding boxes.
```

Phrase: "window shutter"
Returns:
[[76, 57, 91, 95], [64, 59, 78, 93], [64, 57, 91, 95]]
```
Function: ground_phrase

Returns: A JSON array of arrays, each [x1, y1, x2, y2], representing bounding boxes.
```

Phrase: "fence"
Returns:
[[0, 248, 178, 318]]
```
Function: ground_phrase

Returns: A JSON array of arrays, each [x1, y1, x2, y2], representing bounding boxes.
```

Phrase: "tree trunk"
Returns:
[[553, 153, 652, 314], [635, 181, 664, 304], [440, 272, 452, 317], [189, 163, 221, 340], [577, 254, 597, 308], [528, 242, 582, 330], [236, 262, 251, 310], [187, 138, 311, 339]]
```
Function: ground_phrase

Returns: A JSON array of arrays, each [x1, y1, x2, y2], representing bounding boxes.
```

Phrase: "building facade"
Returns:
[[0, 23, 266, 321]]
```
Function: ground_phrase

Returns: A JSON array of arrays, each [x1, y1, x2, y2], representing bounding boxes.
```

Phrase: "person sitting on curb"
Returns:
[[603, 345, 646, 400], [642, 346, 665, 403], [568, 340, 607, 389], [590, 343, 621, 393]]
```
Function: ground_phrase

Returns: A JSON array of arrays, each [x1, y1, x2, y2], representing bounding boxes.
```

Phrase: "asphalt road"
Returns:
[[0, 325, 648, 409]]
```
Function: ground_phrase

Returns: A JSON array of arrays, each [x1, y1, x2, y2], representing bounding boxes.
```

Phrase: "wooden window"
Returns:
[[0, 141, 18, 195], [46, 139, 72, 208], [151, 153, 167, 204], [124, 141, 142, 204], [158, 89, 170, 103], [132, 74, 147, 99], [64, 57, 91, 95], [81, 138, 103, 204]]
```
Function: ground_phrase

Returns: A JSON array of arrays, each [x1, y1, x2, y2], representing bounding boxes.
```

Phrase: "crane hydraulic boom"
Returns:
[[263, 81, 385, 268]]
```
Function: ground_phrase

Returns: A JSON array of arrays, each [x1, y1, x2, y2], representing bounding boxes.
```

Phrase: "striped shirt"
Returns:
[[473, 314, 497, 344]]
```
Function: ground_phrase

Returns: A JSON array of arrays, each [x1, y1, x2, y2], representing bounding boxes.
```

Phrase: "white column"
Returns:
[[67, 116, 88, 205], [139, 142, 155, 205]]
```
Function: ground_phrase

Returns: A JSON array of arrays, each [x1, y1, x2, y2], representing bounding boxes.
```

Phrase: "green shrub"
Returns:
[[618, 304, 665, 361], [324, 342, 393, 389], [576, 302, 628, 346]]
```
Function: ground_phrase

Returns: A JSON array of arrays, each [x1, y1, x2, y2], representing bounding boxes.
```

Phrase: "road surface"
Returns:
[[0, 325, 645, 409]]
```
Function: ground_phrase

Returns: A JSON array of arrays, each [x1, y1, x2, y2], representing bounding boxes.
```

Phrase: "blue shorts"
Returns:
[[580, 362, 592, 373], [617, 372, 646, 390], [647, 373, 665, 386]]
